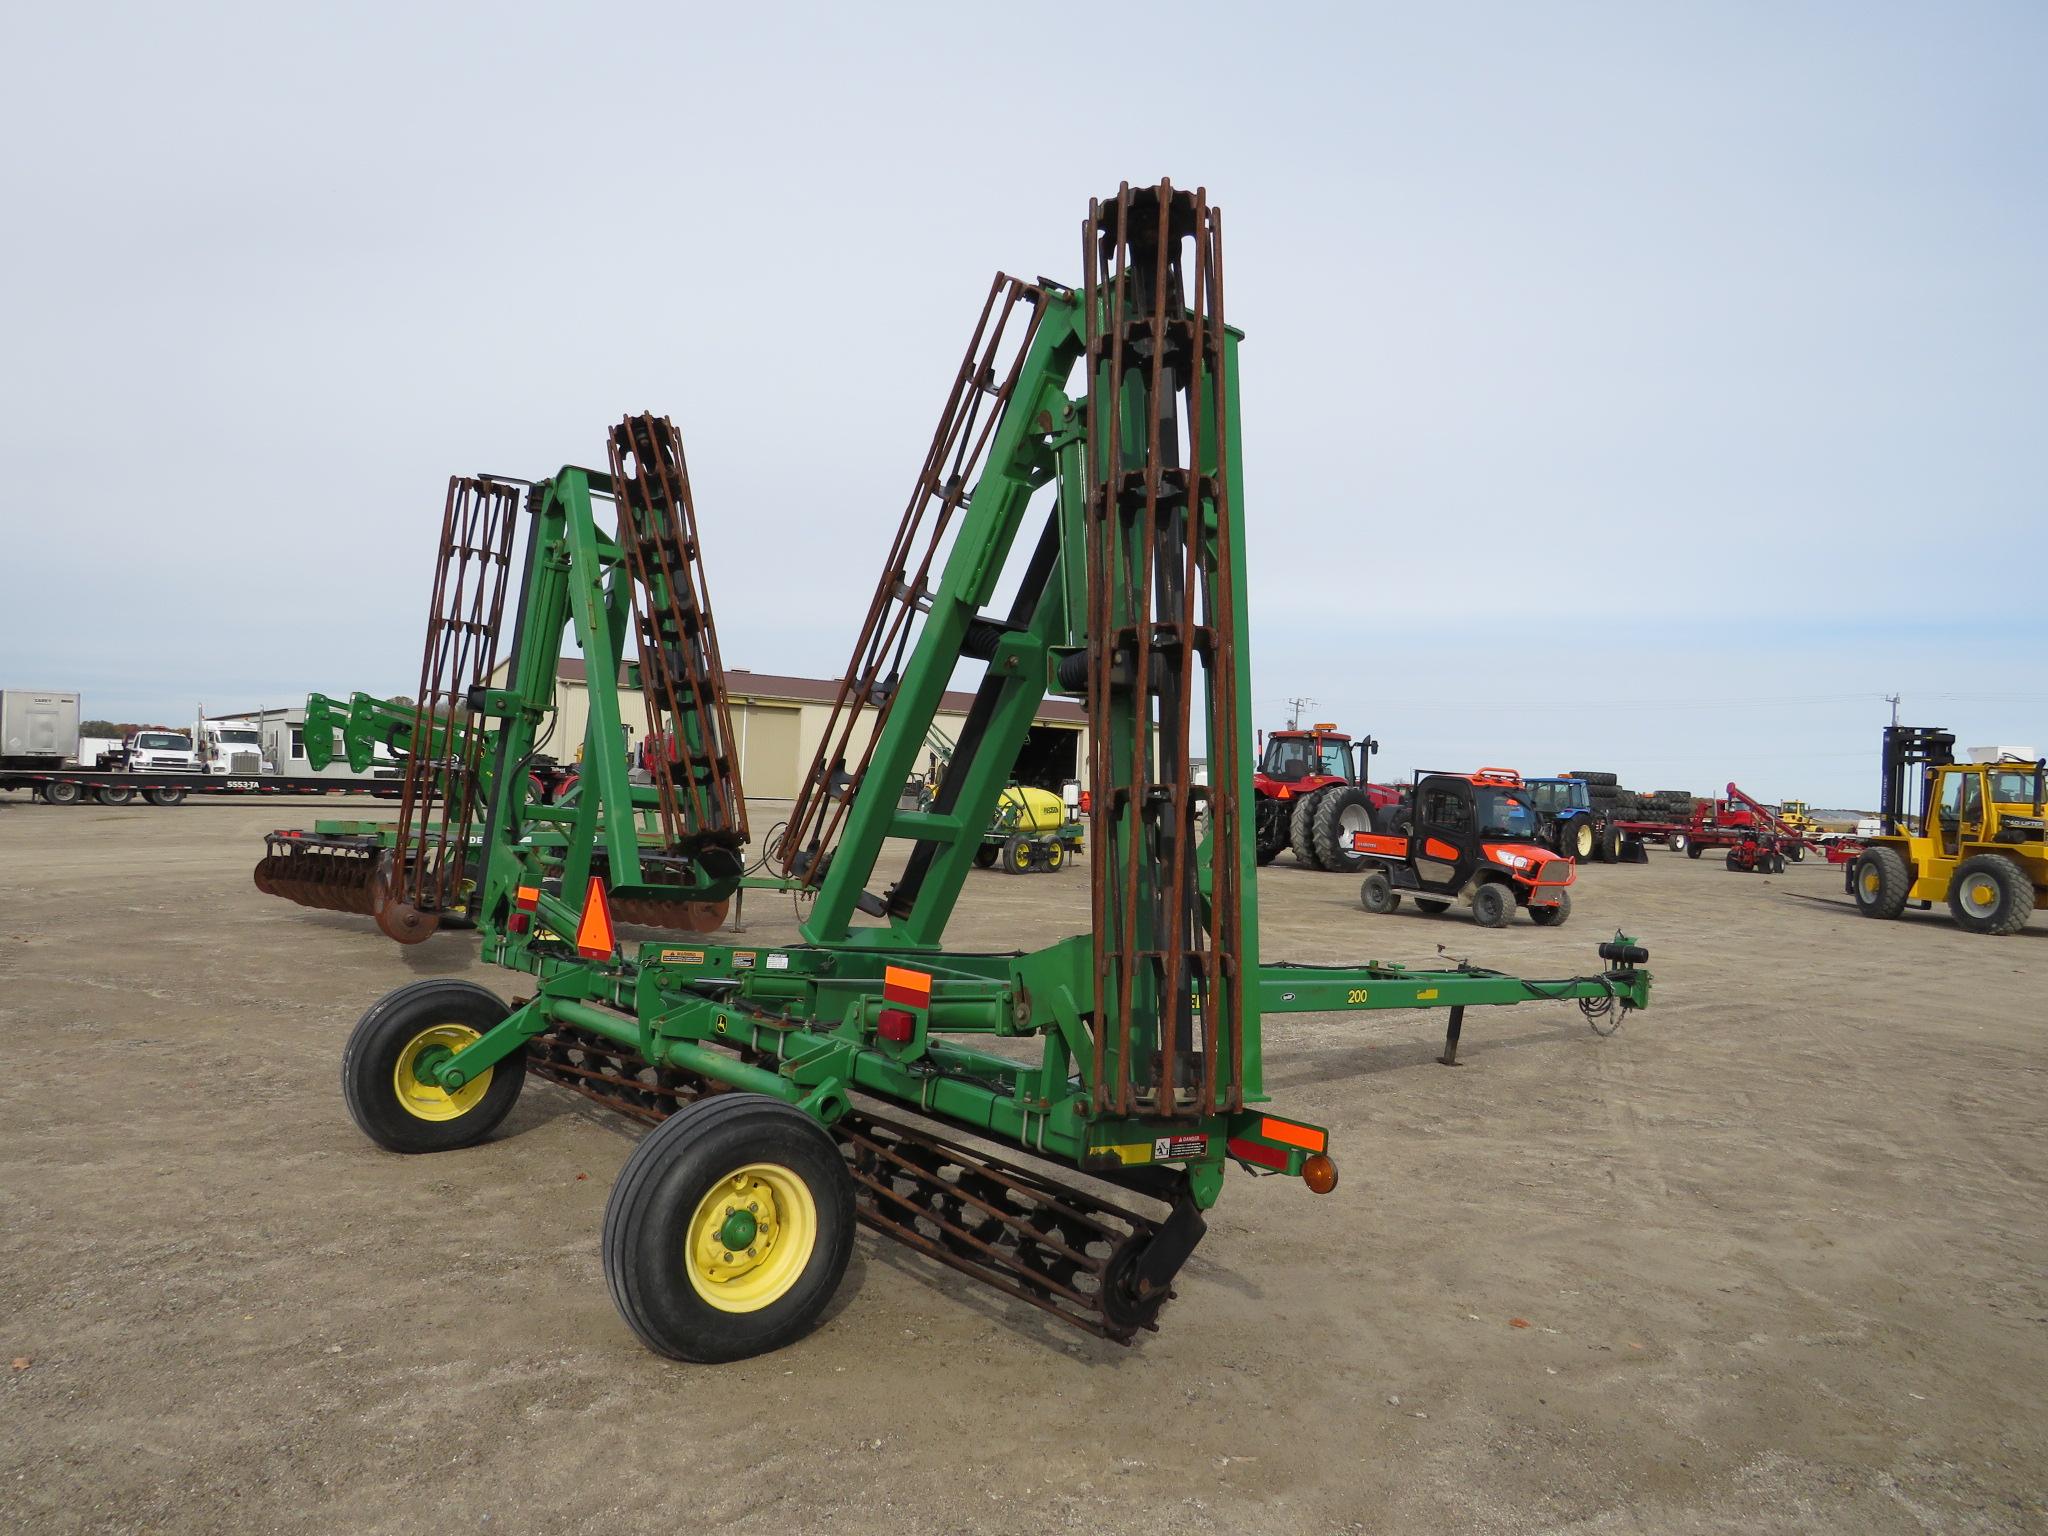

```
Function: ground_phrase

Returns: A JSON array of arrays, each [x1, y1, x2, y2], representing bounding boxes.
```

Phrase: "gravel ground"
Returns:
[[2, 795, 2043, 1534]]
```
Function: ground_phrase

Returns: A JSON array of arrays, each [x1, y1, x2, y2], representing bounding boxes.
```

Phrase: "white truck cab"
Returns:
[[197, 717, 266, 775], [126, 730, 200, 771]]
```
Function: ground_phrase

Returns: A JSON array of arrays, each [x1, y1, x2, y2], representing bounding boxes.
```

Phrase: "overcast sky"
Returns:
[[4, 3, 2043, 805]]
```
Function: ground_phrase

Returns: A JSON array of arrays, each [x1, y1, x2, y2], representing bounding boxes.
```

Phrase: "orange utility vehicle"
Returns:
[[1350, 768, 1576, 927]]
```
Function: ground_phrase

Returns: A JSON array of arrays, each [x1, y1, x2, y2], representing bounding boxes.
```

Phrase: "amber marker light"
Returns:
[[1302, 1154, 1339, 1194]]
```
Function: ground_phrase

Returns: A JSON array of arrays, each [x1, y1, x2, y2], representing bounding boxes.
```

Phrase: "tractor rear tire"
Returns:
[[1948, 854, 2035, 935], [1359, 871, 1401, 914], [1558, 820, 1595, 860], [1470, 882, 1513, 927], [341, 980, 526, 1155], [1850, 847, 1910, 919], [1289, 791, 1324, 869], [603, 1094, 855, 1363], [1312, 787, 1376, 874], [1527, 890, 1572, 927]]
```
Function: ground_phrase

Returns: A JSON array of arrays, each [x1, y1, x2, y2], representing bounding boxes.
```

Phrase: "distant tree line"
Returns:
[[80, 719, 183, 737]]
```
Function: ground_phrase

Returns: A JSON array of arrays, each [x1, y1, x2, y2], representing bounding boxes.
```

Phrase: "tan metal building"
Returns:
[[493, 660, 1087, 802]]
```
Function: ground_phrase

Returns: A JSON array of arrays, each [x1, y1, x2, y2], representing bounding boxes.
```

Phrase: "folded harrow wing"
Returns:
[[334, 183, 1653, 1363], [258, 417, 747, 940]]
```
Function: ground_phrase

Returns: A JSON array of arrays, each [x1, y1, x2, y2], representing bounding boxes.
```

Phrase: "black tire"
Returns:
[[1376, 802, 1412, 837], [42, 780, 82, 805], [95, 786, 136, 805], [1725, 851, 1740, 870], [1559, 819, 1595, 861], [1596, 825, 1622, 863], [1851, 847, 1910, 919], [1785, 842, 1805, 863], [1312, 787, 1376, 873], [1002, 834, 1032, 874], [1948, 854, 2035, 935], [603, 1094, 855, 1363], [1041, 839, 1066, 873], [1568, 771, 1620, 787], [1254, 798, 1290, 865], [972, 844, 999, 870], [1527, 889, 1572, 927], [144, 787, 187, 806], [1685, 841, 1704, 860], [1359, 870, 1400, 914], [341, 980, 526, 1154], [1470, 882, 1513, 927], [1415, 898, 1451, 915], [1667, 830, 1690, 854], [1288, 790, 1325, 868]]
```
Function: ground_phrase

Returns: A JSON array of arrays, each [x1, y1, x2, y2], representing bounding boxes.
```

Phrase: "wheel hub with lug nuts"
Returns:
[[686, 1166, 815, 1312]]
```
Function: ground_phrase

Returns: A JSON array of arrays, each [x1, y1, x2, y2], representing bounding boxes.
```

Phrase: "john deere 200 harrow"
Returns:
[[335, 183, 1652, 1362]]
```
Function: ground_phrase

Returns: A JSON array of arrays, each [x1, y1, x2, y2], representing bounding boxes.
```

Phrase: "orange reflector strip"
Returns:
[[574, 877, 615, 959], [882, 965, 932, 1008], [515, 885, 540, 911], [1260, 1117, 1327, 1154]]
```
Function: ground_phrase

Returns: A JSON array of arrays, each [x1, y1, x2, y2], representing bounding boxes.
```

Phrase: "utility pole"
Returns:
[[1284, 696, 1315, 730], [1885, 692, 1900, 727]]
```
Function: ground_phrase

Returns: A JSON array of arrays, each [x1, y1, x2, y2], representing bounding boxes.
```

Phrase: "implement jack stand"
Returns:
[[1438, 1005, 1467, 1066]]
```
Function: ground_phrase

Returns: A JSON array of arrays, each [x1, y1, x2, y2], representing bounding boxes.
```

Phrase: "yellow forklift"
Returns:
[[1849, 725, 2047, 934]]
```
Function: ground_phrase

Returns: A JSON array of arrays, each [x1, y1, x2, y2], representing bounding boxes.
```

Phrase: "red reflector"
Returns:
[[507, 911, 531, 935], [1227, 1137, 1289, 1170], [877, 1008, 915, 1044], [882, 965, 932, 1009]]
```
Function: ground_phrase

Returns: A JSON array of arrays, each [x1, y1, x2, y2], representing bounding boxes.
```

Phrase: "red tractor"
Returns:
[[1350, 768, 1576, 926], [1253, 723, 1399, 872]]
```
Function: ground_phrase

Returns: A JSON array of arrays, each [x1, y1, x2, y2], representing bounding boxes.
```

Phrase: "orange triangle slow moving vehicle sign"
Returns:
[[575, 877, 616, 958]]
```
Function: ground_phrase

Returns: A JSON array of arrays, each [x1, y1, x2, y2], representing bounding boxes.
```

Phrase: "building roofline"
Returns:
[[525, 659, 1087, 725]]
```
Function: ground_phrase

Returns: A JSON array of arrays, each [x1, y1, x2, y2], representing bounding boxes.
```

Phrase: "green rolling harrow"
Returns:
[[331, 183, 1653, 1361]]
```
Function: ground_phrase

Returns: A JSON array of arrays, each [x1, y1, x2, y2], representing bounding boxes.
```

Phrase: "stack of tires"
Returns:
[[1563, 772, 1697, 861]]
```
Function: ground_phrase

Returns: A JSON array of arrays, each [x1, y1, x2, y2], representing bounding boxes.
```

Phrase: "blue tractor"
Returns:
[[1523, 776, 1608, 862]]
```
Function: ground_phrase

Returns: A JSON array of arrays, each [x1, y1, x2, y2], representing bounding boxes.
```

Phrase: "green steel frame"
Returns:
[[403, 237, 1651, 1217]]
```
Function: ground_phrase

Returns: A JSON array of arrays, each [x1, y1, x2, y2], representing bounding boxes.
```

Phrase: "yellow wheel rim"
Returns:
[[1046, 843, 1064, 869], [685, 1164, 817, 1313], [1859, 869, 1879, 897], [1960, 875, 1999, 915], [392, 1024, 493, 1122]]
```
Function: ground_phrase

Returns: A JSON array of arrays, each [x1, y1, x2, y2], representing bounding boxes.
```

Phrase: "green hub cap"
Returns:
[[411, 1044, 453, 1086], [718, 1208, 759, 1251]]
